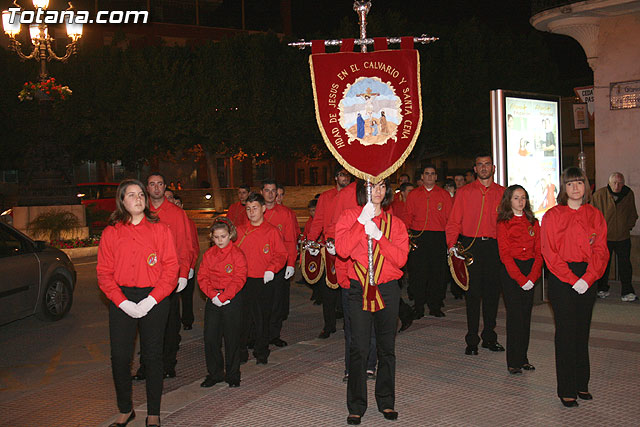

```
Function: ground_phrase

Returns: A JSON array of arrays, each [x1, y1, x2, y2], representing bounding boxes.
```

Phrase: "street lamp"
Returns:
[[2, 1, 83, 82]]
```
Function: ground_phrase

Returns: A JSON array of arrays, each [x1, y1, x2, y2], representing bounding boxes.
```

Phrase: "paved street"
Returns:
[[1, 253, 639, 426]]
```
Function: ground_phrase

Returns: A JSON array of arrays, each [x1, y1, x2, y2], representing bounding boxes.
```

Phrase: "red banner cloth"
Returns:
[[309, 49, 422, 182]]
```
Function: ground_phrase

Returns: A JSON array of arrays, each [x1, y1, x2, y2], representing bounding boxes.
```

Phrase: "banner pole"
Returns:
[[354, 1, 375, 287]]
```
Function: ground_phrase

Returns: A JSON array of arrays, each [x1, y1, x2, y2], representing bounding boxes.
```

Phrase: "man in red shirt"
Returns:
[[166, 192, 200, 331], [446, 154, 506, 355], [226, 184, 250, 228], [405, 165, 452, 318], [236, 192, 288, 364], [261, 180, 299, 348], [307, 169, 352, 339], [391, 182, 415, 226]]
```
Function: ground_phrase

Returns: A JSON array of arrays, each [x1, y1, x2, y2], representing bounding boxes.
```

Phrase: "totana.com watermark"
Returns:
[[4, 7, 148, 25]]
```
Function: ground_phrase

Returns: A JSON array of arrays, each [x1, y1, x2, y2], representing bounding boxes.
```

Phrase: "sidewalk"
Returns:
[[101, 280, 640, 427]]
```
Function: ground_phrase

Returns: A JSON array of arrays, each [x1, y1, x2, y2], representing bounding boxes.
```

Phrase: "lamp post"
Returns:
[[2, 1, 83, 82], [2, 1, 84, 206]]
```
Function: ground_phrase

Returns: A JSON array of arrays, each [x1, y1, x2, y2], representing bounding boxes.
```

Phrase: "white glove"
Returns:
[[522, 280, 534, 291], [285, 266, 295, 279], [177, 277, 188, 292], [326, 241, 336, 256], [357, 202, 376, 225], [222, 299, 231, 306], [572, 278, 589, 294], [264, 271, 274, 284], [136, 295, 157, 316], [212, 294, 223, 307], [448, 246, 465, 260], [364, 220, 383, 240], [308, 248, 319, 257], [188, 268, 194, 279], [119, 300, 144, 318]]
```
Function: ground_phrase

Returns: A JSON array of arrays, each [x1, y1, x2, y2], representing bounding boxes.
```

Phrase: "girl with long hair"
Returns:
[[496, 185, 543, 374], [97, 179, 179, 427]]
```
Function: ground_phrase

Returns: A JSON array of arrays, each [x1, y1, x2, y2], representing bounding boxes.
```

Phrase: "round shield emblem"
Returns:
[[225, 263, 233, 274], [528, 226, 535, 237], [309, 262, 317, 273], [263, 244, 270, 254], [147, 253, 157, 266], [589, 233, 597, 245], [437, 202, 443, 211]]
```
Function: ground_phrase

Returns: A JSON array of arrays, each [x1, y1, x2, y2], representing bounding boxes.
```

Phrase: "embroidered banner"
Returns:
[[309, 47, 422, 182]]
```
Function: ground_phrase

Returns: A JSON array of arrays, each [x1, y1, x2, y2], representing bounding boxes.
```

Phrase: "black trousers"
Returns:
[[180, 275, 196, 327], [137, 290, 181, 374], [110, 287, 170, 415], [321, 277, 341, 332], [408, 230, 447, 313], [203, 293, 243, 384], [499, 259, 535, 369], [460, 236, 501, 347], [548, 262, 596, 398], [347, 280, 399, 416], [597, 239, 635, 295], [269, 268, 288, 341], [241, 277, 274, 360]]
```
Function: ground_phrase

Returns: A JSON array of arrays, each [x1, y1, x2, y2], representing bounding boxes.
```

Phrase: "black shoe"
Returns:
[[522, 363, 536, 371], [183, 324, 192, 331], [336, 310, 344, 319], [560, 398, 579, 407], [131, 371, 145, 381], [347, 415, 361, 425], [163, 367, 176, 378], [382, 410, 398, 420], [228, 381, 240, 388], [465, 346, 478, 355], [481, 342, 505, 352], [270, 338, 288, 347], [247, 340, 255, 349], [577, 391, 593, 400], [412, 310, 424, 320], [399, 317, 413, 332], [145, 416, 160, 427], [366, 370, 376, 380], [109, 410, 135, 427], [256, 357, 268, 365], [318, 329, 335, 339], [508, 367, 523, 375], [200, 376, 223, 388], [240, 351, 248, 364], [342, 374, 349, 383], [429, 309, 445, 317]]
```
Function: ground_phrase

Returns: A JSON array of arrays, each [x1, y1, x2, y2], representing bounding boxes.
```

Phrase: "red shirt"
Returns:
[[328, 182, 358, 239], [198, 243, 247, 302], [264, 204, 299, 268], [390, 192, 409, 225], [227, 201, 247, 228], [497, 215, 543, 286], [405, 185, 452, 231], [235, 220, 288, 278], [335, 207, 409, 284], [188, 218, 200, 269], [308, 187, 339, 241], [446, 180, 505, 248], [541, 204, 609, 286], [303, 216, 314, 237], [97, 218, 179, 306], [150, 197, 193, 278]]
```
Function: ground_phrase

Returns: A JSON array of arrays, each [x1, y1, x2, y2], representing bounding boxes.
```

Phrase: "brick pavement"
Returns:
[[1, 276, 638, 426]]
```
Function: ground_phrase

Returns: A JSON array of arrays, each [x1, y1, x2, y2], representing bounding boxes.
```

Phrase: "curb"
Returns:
[[61, 246, 99, 259]]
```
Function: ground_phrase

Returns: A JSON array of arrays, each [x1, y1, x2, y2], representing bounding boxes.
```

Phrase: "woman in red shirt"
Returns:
[[335, 179, 409, 425], [497, 185, 542, 375], [198, 217, 248, 388], [97, 179, 179, 427], [541, 167, 608, 407]]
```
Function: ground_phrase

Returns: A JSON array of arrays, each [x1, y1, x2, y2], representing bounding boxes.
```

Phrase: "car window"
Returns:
[[0, 227, 27, 258], [102, 185, 117, 198]]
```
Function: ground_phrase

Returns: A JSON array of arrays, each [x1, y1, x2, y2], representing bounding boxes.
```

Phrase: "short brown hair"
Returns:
[[557, 167, 591, 206], [209, 216, 238, 242]]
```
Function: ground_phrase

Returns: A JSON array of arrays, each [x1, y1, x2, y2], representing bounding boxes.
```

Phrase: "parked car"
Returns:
[[0, 222, 76, 325]]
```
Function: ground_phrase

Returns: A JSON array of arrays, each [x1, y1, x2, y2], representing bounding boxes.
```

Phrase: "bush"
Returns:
[[27, 209, 80, 241]]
